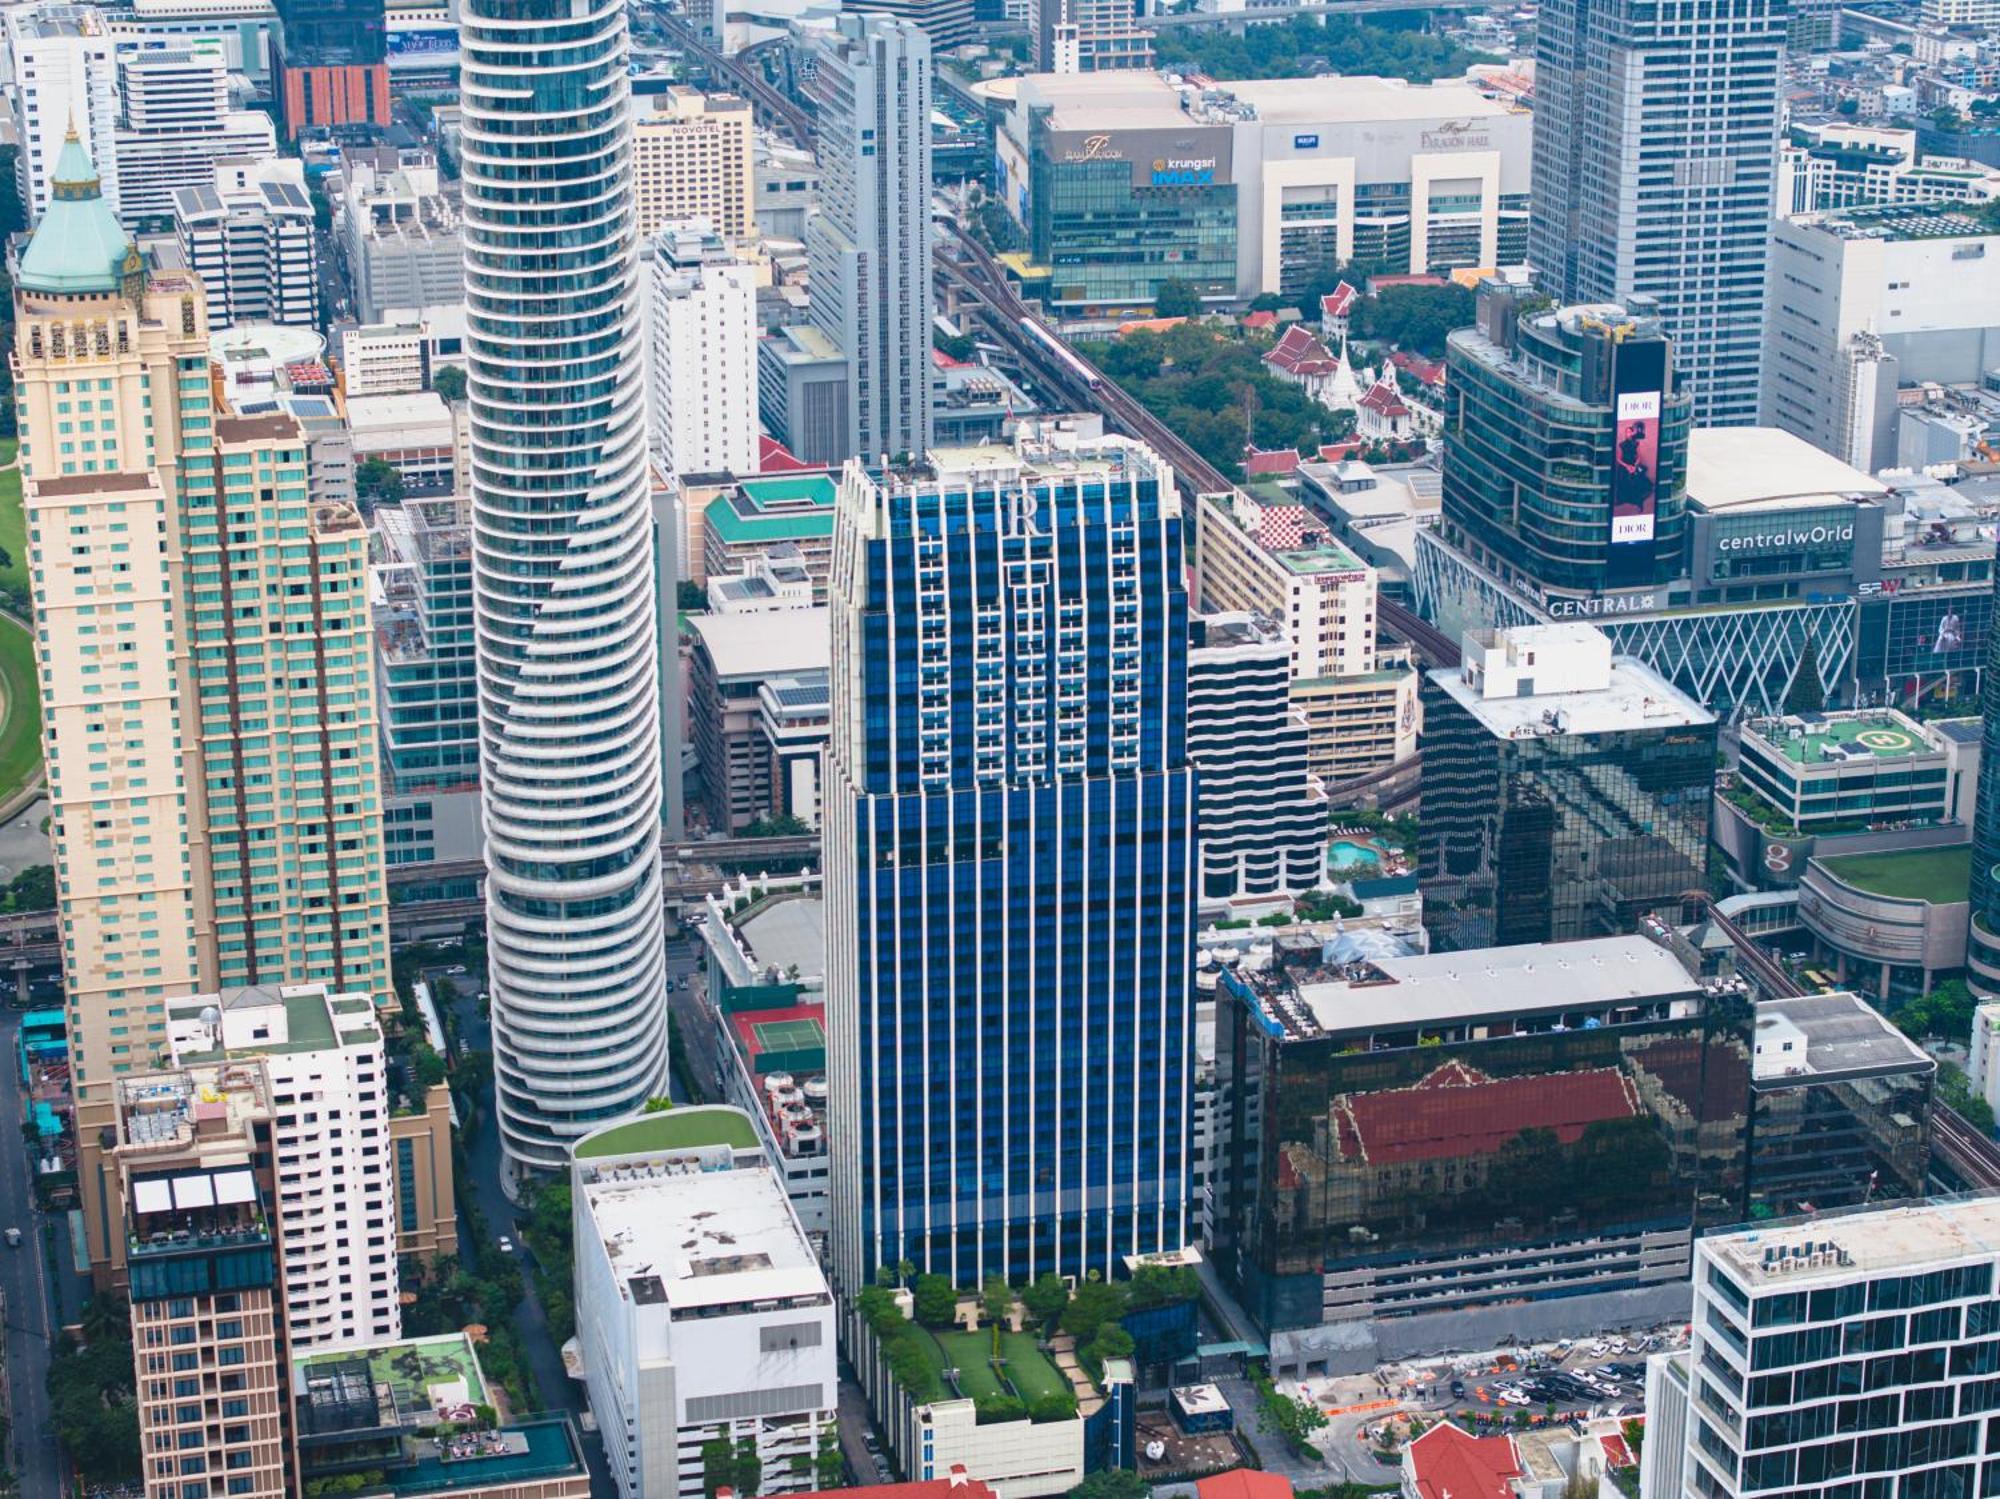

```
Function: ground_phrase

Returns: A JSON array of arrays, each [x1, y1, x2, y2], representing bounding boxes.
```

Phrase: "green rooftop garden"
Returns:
[[571, 1106, 759, 1159], [1815, 845, 1972, 905]]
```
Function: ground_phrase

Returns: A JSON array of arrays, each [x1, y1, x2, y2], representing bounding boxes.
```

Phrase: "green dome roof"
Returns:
[[18, 129, 136, 296]]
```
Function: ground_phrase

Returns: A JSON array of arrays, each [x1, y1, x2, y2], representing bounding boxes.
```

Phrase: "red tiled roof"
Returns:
[[1265, 324, 1339, 378], [1244, 448, 1302, 478], [1358, 382, 1412, 419], [1369, 273, 1450, 291], [1199, 1471, 1294, 1499], [1333, 1064, 1641, 1166], [1321, 282, 1358, 318], [1243, 310, 1279, 331], [1601, 1433, 1637, 1470], [1407, 1423, 1523, 1499], [757, 435, 813, 473], [1389, 350, 1446, 387], [932, 347, 970, 369], [1317, 440, 1365, 463]]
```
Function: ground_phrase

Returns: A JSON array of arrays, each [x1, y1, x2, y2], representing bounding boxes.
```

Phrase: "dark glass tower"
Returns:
[[273, 0, 390, 137], [825, 436, 1196, 1292], [1969, 566, 2000, 991]]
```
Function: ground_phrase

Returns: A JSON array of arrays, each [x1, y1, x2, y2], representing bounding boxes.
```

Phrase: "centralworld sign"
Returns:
[[1716, 523, 1856, 553]]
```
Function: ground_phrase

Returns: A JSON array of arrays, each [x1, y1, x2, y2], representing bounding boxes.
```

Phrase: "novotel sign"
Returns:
[[1716, 523, 1855, 553]]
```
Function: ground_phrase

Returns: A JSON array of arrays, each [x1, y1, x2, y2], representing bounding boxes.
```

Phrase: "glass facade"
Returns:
[[1418, 678, 1716, 952], [1442, 298, 1691, 598], [1970, 568, 2000, 981], [825, 443, 1195, 1292], [1211, 974, 1754, 1332], [1747, 1065, 1933, 1222], [1028, 145, 1235, 314]]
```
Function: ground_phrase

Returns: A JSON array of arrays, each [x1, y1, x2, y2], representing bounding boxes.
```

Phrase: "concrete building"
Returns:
[[294, 1334, 592, 1497], [649, 220, 759, 479], [686, 607, 830, 832], [700, 472, 838, 601], [1765, 205, 2000, 472], [997, 72, 1532, 312], [1530, 0, 1784, 426], [108, 1064, 291, 1498], [572, 1108, 837, 1499], [1187, 611, 1327, 905], [841, 0, 972, 48], [1971, 999, 2000, 1114], [15, 135, 215, 1097], [632, 88, 755, 241], [1419, 623, 1716, 951], [5, 4, 120, 221], [371, 496, 477, 793], [347, 389, 463, 493], [337, 310, 467, 397], [754, 136, 819, 240], [696, 875, 831, 1239], [1036, 0, 1153, 74], [164, 983, 402, 1348], [110, 37, 278, 224], [461, 0, 671, 1179], [1647, 1193, 2000, 1499], [757, 324, 851, 467], [1194, 487, 1418, 785], [1779, 122, 2000, 216], [1796, 843, 1971, 1001], [341, 152, 464, 323], [103, 0, 280, 83], [806, 14, 933, 463], [173, 156, 319, 329]]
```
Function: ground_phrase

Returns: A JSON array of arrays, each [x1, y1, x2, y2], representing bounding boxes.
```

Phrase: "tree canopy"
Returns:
[[1155, 14, 1500, 83]]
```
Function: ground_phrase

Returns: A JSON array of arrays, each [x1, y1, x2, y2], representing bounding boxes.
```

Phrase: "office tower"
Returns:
[[163, 984, 403, 1348], [1528, 0, 1783, 426], [1036, 0, 1154, 73], [1646, 1194, 2000, 1499], [371, 496, 478, 795], [806, 14, 934, 463], [1193, 488, 1418, 785], [757, 326, 852, 466], [112, 40, 280, 223], [1418, 623, 1715, 952], [189, 409, 393, 1006], [1765, 206, 2000, 471], [173, 157, 320, 330], [1186, 611, 1325, 903], [1442, 290, 1691, 604], [272, 0, 389, 136], [686, 600, 829, 832], [4, 4, 119, 220], [461, 0, 670, 1180], [632, 89, 755, 242], [825, 433, 1196, 1292], [1211, 935, 1751, 1345], [572, 1108, 837, 1499], [648, 220, 758, 478], [15, 133, 214, 1096], [843, 0, 974, 49], [113, 1067, 290, 1499]]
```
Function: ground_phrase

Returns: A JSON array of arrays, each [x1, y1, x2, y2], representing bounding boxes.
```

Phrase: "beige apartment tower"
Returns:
[[633, 87, 755, 241]]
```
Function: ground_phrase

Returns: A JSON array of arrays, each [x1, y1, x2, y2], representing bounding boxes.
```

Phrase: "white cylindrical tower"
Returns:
[[459, 0, 668, 1182]]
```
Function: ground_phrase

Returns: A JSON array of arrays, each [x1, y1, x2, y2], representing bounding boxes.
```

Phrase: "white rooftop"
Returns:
[[1294, 935, 1702, 1034], [1433, 626, 1713, 740], [1687, 427, 1889, 512], [1018, 70, 1519, 130], [688, 606, 830, 681], [1706, 1192, 2000, 1288], [582, 1163, 825, 1315]]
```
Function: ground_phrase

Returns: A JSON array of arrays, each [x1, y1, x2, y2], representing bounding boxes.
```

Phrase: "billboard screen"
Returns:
[[1606, 338, 1666, 587]]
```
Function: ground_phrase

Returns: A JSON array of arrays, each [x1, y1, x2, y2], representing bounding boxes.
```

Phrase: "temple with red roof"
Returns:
[[1403, 1422, 1526, 1499]]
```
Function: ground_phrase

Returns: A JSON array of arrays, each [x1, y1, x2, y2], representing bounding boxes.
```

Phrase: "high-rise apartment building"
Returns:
[[648, 220, 758, 479], [163, 983, 402, 1348], [843, 0, 973, 49], [1187, 611, 1326, 904], [371, 495, 477, 794], [1970, 565, 2000, 994], [189, 409, 392, 1006], [340, 151, 463, 323], [1441, 289, 1692, 605], [1529, 0, 1784, 426], [632, 88, 754, 242], [825, 434, 1196, 1292], [112, 39, 280, 223], [461, 0, 669, 1180], [1646, 1194, 2000, 1499], [173, 157, 320, 329], [15, 134, 213, 1094], [1035, 0, 1154, 73], [806, 14, 933, 464]]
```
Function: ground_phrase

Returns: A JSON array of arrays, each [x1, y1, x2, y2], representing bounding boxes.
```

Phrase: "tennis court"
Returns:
[[754, 1017, 824, 1052]]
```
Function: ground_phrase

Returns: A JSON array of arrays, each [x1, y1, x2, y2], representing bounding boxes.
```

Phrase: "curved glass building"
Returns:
[[460, 0, 668, 1181]]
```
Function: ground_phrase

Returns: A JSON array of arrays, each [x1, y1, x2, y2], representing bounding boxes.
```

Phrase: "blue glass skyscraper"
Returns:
[[825, 437, 1196, 1293]]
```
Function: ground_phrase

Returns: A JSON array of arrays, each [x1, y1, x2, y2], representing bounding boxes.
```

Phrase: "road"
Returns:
[[0, 1011, 61, 1496], [435, 970, 615, 1493]]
